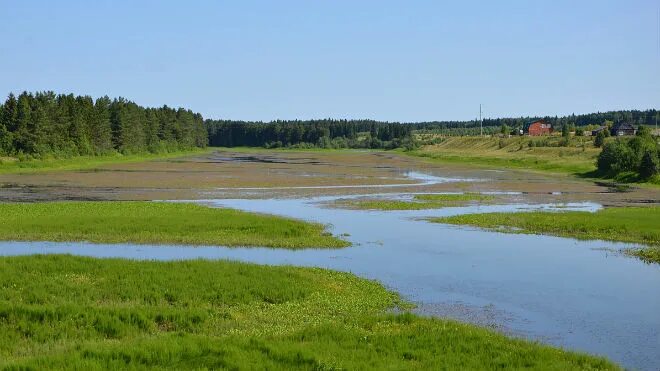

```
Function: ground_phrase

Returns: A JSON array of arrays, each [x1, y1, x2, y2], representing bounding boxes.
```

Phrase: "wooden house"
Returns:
[[525, 120, 553, 136], [610, 122, 636, 136]]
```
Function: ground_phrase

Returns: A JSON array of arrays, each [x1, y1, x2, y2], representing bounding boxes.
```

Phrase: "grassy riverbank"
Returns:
[[431, 207, 660, 263], [0, 148, 212, 174], [336, 193, 495, 210], [0, 201, 348, 249], [0, 255, 618, 369], [407, 136, 599, 175]]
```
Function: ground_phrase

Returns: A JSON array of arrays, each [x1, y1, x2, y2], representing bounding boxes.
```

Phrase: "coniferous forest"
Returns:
[[1, 91, 658, 157], [0, 92, 207, 158], [205, 119, 414, 149]]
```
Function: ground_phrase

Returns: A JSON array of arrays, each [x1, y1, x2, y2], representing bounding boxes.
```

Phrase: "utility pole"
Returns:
[[479, 104, 483, 137]]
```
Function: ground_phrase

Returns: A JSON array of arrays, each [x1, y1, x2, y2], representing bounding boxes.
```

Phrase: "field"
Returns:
[[431, 207, 660, 263], [0, 201, 348, 249], [408, 136, 601, 175], [0, 255, 618, 370], [335, 193, 496, 210]]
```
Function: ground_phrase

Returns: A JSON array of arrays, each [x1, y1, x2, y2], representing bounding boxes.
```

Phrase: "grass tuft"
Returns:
[[336, 193, 495, 210]]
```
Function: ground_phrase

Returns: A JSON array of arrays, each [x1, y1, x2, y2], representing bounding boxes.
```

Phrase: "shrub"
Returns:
[[597, 140, 635, 174], [594, 131, 606, 148], [639, 150, 659, 179]]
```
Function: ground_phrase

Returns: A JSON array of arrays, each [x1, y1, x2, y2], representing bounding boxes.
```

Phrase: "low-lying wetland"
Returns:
[[0, 255, 617, 370], [1, 148, 659, 370]]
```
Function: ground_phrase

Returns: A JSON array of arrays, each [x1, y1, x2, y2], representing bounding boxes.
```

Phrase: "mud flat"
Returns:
[[1, 149, 658, 206]]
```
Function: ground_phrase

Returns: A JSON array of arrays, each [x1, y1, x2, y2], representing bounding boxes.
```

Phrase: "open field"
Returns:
[[0, 201, 348, 249], [431, 207, 660, 263], [408, 136, 601, 175], [0, 255, 618, 370], [335, 193, 496, 210]]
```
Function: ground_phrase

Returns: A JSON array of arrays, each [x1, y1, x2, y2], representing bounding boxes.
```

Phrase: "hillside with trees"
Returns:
[[0, 92, 207, 158]]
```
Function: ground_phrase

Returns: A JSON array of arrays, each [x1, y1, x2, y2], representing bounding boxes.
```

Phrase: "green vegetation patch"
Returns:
[[0, 148, 212, 174], [431, 207, 660, 263], [337, 193, 495, 210], [0, 255, 618, 369], [0, 201, 348, 249]]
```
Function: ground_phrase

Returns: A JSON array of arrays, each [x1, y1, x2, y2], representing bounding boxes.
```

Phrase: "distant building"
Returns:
[[591, 126, 608, 136], [610, 122, 636, 136], [525, 119, 553, 136]]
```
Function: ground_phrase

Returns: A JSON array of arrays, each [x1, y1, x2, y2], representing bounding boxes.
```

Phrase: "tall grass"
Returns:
[[0, 201, 348, 249], [0, 255, 618, 369], [432, 207, 660, 263]]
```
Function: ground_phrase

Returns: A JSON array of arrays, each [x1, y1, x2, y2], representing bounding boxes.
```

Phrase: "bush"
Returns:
[[597, 140, 635, 174], [594, 131, 606, 147], [639, 150, 659, 179]]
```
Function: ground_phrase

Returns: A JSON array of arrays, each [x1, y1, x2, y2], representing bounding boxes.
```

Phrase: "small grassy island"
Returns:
[[0, 255, 618, 369], [432, 207, 660, 263], [337, 193, 495, 210], [0, 201, 349, 249]]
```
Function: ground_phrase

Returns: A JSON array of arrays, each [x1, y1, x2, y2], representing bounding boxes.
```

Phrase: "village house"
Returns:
[[525, 119, 553, 136], [591, 126, 608, 136], [610, 122, 636, 136]]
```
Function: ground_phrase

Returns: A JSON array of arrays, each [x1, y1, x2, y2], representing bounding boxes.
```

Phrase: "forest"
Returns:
[[205, 119, 415, 149], [0, 92, 207, 158], [2, 91, 658, 156]]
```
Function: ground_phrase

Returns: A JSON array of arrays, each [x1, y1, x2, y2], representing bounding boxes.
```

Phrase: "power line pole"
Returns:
[[479, 104, 483, 137]]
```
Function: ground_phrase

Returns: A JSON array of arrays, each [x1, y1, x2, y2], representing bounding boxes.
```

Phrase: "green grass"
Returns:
[[0, 148, 212, 174], [405, 136, 599, 175], [337, 193, 495, 210], [0, 255, 618, 370], [431, 207, 660, 263], [0, 201, 348, 249], [404, 136, 660, 188]]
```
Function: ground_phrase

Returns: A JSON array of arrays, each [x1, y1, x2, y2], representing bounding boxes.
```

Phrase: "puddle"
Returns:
[[1, 197, 658, 370]]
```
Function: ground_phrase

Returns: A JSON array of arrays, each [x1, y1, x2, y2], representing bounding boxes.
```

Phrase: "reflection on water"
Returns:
[[1, 196, 658, 370]]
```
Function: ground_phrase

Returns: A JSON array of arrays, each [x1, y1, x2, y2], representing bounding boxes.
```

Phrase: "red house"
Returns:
[[526, 120, 553, 136]]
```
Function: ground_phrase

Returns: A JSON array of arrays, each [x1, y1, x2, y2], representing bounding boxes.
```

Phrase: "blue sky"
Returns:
[[1, 0, 658, 121]]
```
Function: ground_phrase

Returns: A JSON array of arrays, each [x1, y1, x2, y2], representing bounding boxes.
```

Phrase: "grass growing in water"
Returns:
[[0, 255, 618, 370], [431, 207, 660, 263], [337, 193, 495, 210], [0, 201, 348, 249]]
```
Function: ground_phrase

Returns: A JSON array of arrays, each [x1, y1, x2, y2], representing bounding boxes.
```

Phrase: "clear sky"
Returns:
[[1, 0, 658, 122]]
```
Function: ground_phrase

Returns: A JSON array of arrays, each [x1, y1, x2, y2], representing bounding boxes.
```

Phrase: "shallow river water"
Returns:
[[1, 173, 659, 370]]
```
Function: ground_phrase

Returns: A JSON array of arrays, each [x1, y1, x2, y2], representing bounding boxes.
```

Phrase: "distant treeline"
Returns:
[[411, 109, 659, 134], [0, 92, 207, 158], [205, 119, 414, 149]]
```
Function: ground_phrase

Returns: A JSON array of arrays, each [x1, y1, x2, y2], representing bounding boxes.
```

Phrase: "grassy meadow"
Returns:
[[431, 207, 660, 263], [0, 201, 348, 249], [336, 193, 495, 210], [0, 255, 619, 370], [407, 136, 600, 175], [0, 148, 212, 174]]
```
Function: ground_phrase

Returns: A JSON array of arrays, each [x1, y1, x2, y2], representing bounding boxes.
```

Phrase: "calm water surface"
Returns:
[[1, 193, 659, 370]]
